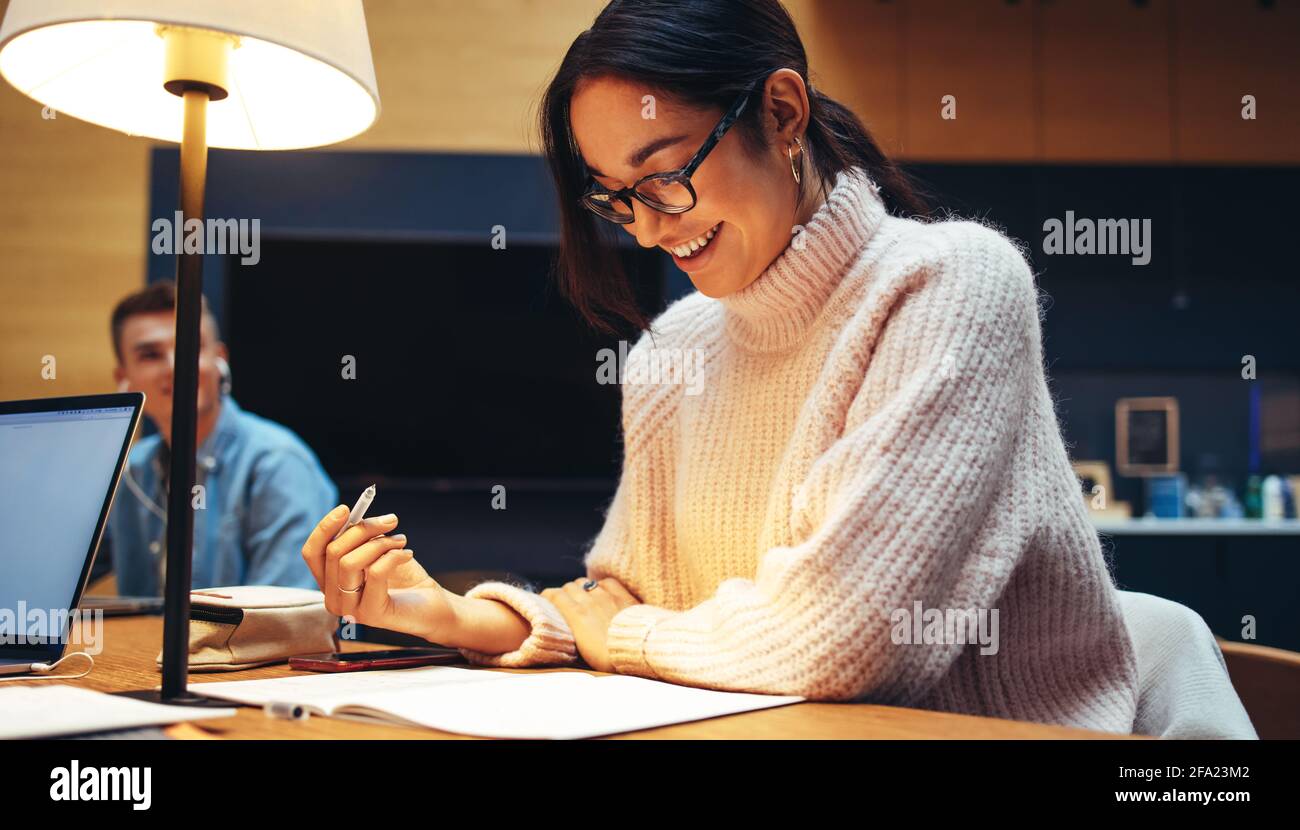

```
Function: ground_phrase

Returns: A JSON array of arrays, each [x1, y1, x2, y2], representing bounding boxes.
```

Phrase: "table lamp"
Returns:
[[0, 0, 380, 705]]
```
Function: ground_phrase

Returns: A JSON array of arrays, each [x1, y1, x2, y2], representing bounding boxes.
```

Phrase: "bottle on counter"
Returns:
[[1244, 475, 1264, 519], [1262, 475, 1285, 520], [1209, 483, 1242, 518]]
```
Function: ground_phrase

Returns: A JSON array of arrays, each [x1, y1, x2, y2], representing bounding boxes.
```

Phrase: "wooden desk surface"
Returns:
[[15, 615, 1133, 740]]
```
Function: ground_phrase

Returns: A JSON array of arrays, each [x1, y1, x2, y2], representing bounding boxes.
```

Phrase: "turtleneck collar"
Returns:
[[717, 166, 887, 352]]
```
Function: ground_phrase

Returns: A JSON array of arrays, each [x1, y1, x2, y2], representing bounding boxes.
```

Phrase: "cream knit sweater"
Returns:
[[457, 167, 1140, 734]]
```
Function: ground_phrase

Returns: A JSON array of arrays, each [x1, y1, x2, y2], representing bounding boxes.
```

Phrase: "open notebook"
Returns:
[[194, 665, 804, 739]]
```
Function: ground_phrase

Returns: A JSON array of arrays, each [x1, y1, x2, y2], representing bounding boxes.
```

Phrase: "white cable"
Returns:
[[0, 651, 95, 683], [121, 462, 169, 523]]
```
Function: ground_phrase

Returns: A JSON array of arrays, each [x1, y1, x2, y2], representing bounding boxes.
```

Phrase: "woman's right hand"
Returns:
[[301, 506, 458, 645]]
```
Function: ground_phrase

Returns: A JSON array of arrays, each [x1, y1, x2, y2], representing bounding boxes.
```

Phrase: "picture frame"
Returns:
[[1115, 397, 1180, 477]]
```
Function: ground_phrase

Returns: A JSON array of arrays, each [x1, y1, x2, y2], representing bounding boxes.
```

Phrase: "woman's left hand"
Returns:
[[541, 577, 641, 673]]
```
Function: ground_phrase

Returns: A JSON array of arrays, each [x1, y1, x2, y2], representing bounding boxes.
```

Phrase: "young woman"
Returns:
[[301, 0, 1139, 733]]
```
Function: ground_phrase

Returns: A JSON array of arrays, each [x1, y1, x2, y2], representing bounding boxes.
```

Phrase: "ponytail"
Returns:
[[804, 86, 929, 218]]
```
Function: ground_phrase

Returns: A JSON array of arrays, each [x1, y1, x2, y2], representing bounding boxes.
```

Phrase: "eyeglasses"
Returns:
[[580, 81, 759, 224]]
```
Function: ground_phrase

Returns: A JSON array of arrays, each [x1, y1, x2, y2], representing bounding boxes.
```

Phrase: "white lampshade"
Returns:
[[0, 0, 380, 150]]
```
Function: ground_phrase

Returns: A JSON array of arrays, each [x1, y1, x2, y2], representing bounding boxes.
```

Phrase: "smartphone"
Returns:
[[289, 647, 465, 672]]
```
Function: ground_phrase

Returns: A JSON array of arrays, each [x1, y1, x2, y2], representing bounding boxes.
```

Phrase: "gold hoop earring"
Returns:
[[788, 136, 803, 184]]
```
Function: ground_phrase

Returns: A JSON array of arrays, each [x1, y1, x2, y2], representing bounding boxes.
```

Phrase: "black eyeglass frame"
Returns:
[[580, 80, 761, 224]]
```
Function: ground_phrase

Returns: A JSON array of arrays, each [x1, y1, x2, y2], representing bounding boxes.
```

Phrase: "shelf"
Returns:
[[1091, 517, 1300, 536]]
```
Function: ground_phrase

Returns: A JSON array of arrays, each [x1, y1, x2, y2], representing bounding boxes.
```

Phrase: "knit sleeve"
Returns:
[[604, 224, 1041, 702], [455, 581, 579, 668]]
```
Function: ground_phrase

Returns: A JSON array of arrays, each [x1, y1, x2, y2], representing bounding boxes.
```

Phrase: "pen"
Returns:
[[332, 484, 377, 540]]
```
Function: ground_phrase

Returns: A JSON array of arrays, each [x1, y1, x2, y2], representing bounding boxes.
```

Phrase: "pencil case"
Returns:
[[154, 585, 338, 672]]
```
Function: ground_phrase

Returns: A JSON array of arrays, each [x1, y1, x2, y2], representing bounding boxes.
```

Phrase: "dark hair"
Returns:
[[541, 0, 928, 334], [110, 280, 217, 363]]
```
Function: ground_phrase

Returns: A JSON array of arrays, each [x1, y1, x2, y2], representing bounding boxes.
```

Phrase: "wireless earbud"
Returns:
[[117, 378, 130, 393], [215, 356, 232, 397]]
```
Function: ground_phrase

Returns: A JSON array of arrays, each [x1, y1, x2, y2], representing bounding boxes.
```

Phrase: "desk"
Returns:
[[11, 615, 1134, 740]]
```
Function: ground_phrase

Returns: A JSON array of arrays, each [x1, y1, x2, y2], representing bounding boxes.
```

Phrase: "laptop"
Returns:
[[0, 393, 144, 675]]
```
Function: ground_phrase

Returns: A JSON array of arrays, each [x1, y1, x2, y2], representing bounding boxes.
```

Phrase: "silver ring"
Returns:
[[340, 576, 365, 595], [582, 579, 599, 592]]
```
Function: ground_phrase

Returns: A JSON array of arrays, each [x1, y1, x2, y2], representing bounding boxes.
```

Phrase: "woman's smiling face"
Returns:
[[568, 73, 813, 299]]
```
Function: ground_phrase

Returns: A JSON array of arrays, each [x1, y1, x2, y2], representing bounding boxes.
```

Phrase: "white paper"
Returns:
[[0, 684, 237, 739], [194, 664, 501, 715], [195, 666, 804, 739]]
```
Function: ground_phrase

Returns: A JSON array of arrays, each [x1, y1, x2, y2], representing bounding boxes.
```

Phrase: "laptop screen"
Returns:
[[0, 401, 139, 647]]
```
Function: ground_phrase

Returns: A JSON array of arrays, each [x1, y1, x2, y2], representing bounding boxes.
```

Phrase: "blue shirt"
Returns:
[[105, 397, 337, 596]]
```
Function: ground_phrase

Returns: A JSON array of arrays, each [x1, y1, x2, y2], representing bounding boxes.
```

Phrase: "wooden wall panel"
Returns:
[[340, 0, 607, 153], [0, 75, 151, 400], [1040, 0, 1174, 162], [793, 0, 904, 156], [1174, 0, 1300, 163], [901, 0, 1037, 161]]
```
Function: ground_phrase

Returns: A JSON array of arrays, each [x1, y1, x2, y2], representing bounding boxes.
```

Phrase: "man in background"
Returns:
[[103, 280, 336, 595]]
